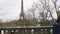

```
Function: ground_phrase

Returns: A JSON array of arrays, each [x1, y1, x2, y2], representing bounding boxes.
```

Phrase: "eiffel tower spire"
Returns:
[[20, 0, 24, 19]]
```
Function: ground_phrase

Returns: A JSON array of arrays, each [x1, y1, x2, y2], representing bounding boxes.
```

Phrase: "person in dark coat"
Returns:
[[53, 15, 60, 34]]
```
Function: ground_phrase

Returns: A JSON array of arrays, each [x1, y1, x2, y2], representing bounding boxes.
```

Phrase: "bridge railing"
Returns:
[[0, 26, 53, 34]]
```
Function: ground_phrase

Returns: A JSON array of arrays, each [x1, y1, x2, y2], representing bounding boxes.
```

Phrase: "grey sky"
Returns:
[[0, 0, 60, 22], [0, 0, 34, 22]]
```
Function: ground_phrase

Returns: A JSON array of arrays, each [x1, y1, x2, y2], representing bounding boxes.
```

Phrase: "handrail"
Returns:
[[0, 26, 53, 28]]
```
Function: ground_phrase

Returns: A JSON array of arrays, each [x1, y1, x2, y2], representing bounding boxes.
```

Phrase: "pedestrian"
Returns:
[[53, 15, 60, 34]]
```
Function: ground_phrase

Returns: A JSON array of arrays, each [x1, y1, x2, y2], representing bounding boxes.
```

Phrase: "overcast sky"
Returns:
[[0, 0, 34, 22], [0, 0, 60, 22]]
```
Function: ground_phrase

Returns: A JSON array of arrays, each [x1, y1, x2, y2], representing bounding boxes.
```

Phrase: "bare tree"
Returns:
[[34, 0, 54, 25], [27, 0, 58, 26], [51, 0, 60, 16], [24, 0, 59, 26]]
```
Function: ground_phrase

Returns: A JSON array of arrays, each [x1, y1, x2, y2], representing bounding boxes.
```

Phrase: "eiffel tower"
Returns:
[[0, 0, 26, 27], [18, 0, 27, 26]]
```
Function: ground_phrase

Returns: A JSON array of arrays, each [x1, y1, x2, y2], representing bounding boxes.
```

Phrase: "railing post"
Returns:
[[34, 28, 37, 34], [18, 28, 23, 34], [27, 29, 31, 34], [4, 30, 5, 34], [38, 29, 41, 34], [34, 28, 35, 34], [43, 29, 45, 34], [34, 28, 41, 34], [14, 30, 17, 34], [47, 28, 50, 34], [24, 29, 25, 34], [18, 29, 20, 34], [8, 29, 11, 34]]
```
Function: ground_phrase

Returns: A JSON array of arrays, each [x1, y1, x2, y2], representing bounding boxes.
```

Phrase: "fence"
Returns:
[[0, 26, 53, 34]]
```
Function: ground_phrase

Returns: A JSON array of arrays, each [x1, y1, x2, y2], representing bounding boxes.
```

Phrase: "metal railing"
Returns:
[[0, 26, 53, 34]]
